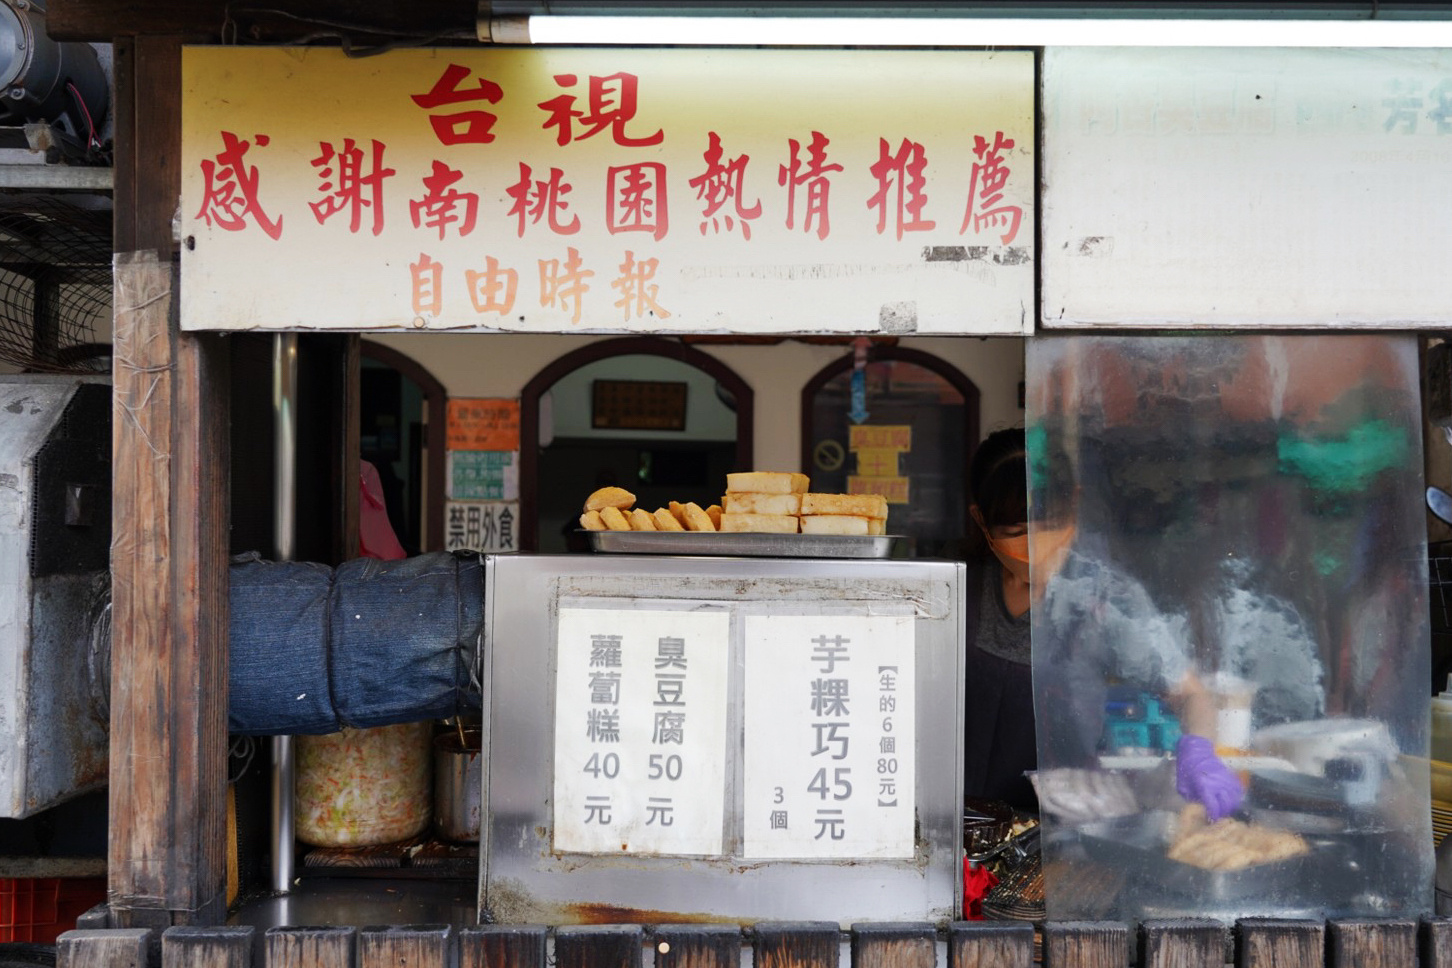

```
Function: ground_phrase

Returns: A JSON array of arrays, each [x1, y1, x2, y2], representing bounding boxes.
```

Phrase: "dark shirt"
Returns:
[[962, 560, 1039, 812]]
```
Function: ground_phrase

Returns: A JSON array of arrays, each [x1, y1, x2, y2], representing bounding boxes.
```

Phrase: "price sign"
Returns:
[[553, 606, 731, 856], [742, 613, 916, 859]]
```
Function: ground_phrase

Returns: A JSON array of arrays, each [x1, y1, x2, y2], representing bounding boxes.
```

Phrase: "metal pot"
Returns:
[[434, 727, 483, 842]]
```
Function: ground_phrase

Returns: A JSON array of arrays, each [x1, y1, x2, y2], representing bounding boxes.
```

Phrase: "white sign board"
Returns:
[[742, 612, 915, 859], [1043, 47, 1452, 329], [553, 605, 730, 856], [180, 46, 1034, 335], [444, 500, 518, 553]]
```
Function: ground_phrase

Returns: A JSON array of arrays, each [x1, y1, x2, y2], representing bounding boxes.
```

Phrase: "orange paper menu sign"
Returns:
[[447, 398, 520, 451]]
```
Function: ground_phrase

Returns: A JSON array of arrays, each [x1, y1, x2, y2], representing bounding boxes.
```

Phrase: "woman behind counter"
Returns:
[[961, 427, 1244, 821]]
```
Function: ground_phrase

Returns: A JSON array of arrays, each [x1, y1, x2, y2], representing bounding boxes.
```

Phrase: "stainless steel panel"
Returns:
[[480, 553, 964, 926]]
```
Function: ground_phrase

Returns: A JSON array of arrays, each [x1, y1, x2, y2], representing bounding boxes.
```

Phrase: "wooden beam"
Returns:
[[109, 32, 230, 930], [48, 0, 476, 42]]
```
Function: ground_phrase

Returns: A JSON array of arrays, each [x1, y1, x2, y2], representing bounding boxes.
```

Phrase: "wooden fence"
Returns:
[[52, 918, 1452, 968]]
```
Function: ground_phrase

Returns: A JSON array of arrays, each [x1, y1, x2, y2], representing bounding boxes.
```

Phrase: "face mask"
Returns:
[[987, 533, 1031, 584]]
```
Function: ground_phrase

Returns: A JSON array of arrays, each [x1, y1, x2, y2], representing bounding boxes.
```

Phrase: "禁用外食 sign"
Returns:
[[180, 47, 1034, 335]]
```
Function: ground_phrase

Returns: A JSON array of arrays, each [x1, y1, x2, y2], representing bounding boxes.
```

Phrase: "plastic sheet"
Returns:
[[1026, 334, 1432, 922]]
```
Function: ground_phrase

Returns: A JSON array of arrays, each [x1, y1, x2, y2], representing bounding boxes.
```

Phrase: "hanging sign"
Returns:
[[180, 46, 1034, 335], [445, 500, 518, 553]]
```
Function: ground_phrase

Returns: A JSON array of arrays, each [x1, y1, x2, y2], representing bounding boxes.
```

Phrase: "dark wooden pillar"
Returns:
[[109, 34, 231, 929]]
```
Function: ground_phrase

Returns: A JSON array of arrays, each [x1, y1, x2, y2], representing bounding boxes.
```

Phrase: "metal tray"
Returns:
[[1077, 811, 1310, 902], [586, 529, 899, 558]]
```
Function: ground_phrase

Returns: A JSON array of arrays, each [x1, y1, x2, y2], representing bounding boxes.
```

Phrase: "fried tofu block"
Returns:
[[682, 502, 716, 531], [585, 486, 636, 512], [800, 515, 870, 535], [723, 492, 802, 515], [653, 507, 686, 531], [599, 506, 632, 531], [719, 512, 799, 534], [629, 508, 658, 531], [725, 472, 809, 495], [800, 493, 888, 519], [579, 509, 606, 531], [868, 518, 886, 535]]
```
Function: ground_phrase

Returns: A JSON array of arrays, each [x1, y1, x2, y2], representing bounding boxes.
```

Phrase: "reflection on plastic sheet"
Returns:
[[1026, 334, 1432, 922]]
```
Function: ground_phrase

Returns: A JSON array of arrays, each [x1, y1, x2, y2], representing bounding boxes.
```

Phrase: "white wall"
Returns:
[[368, 333, 1025, 471]]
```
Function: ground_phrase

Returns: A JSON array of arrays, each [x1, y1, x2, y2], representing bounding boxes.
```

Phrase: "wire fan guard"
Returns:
[[0, 192, 110, 373]]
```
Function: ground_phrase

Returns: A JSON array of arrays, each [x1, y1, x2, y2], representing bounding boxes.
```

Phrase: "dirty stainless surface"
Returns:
[[588, 530, 898, 558], [228, 877, 478, 932], [0, 377, 111, 819], [480, 553, 965, 927]]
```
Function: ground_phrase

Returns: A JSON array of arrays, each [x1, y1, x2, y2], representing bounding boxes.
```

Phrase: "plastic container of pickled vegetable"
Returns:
[[296, 722, 432, 847]]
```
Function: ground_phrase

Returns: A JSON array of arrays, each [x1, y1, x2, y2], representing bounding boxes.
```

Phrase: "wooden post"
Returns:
[[1237, 919, 1324, 968], [852, 923, 936, 968], [56, 928, 153, 968], [555, 925, 645, 968], [460, 925, 549, 968], [654, 925, 742, 968], [161, 925, 253, 968], [1139, 919, 1225, 968], [1423, 918, 1452, 968], [1042, 922, 1128, 968], [1327, 919, 1417, 968], [948, 921, 1034, 968], [108, 34, 231, 931], [359, 925, 453, 968], [755, 922, 840, 968], [266, 926, 356, 968]]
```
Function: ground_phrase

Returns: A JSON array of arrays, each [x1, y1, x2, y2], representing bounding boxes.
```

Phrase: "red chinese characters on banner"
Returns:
[[606, 163, 668, 242], [538, 73, 664, 147], [539, 247, 594, 324], [310, 138, 395, 236], [961, 131, 1022, 245], [867, 138, 935, 240], [689, 132, 761, 239], [505, 163, 581, 237], [611, 251, 670, 322], [779, 131, 843, 241], [411, 253, 443, 316], [410, 161, 479, 239], [196, 131, 283, 240], [465, 256, 518, 315], [411, 64, 504, 146]]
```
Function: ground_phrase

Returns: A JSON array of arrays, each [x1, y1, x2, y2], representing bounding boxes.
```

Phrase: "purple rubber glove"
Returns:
[[1175, 734, 1244, 821]]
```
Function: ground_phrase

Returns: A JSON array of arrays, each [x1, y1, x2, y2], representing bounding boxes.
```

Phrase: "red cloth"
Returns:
[[962, 859, 1000, 920], [359, 460, 407, 561]]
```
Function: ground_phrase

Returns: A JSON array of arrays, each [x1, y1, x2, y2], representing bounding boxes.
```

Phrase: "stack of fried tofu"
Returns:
[[720, 473, 889, 535]]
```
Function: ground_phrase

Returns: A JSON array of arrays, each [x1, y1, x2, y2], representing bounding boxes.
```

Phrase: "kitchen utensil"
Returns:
[[434, 727, 483, 842], [1429, 486, 1452, 525]]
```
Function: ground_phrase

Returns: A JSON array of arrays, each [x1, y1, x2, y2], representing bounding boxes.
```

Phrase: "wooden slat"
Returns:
[[852, 923, 936, 968], [57, 928, 152, 968], [654, 925, 742, 968], [1237, 919, 1324, 968], [460, 924, 548, 968], [948, 921, 1034, 968], [755, 922, 840, 968], [359, 925, 453, 968], [50, 0, 475, 41], [266, 926, 356, 968], [1042, 922, 1128, 968], [556, 925, 645, 968], [109, 29, 230, 933], [162, 925, 253, 968], [1422, 917, 1452, 968], [1139, 919, 1225, 968], [1328, 919, 1418, 968]]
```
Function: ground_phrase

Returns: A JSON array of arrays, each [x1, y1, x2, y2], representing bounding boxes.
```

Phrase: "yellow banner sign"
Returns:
[[180, 47, 1034, 334]]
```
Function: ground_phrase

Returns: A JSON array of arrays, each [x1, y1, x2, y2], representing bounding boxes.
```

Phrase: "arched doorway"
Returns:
[[801, 346, 980, 558], [519, 337, 754, 552], [359, 340, 447, 554]]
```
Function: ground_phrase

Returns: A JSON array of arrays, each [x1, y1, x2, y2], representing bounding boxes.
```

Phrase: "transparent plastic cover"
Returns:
[[1026, 334, 1432, 922]]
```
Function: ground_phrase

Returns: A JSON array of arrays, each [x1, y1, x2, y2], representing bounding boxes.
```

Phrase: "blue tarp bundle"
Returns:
[[228, 551, 483, 735]]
